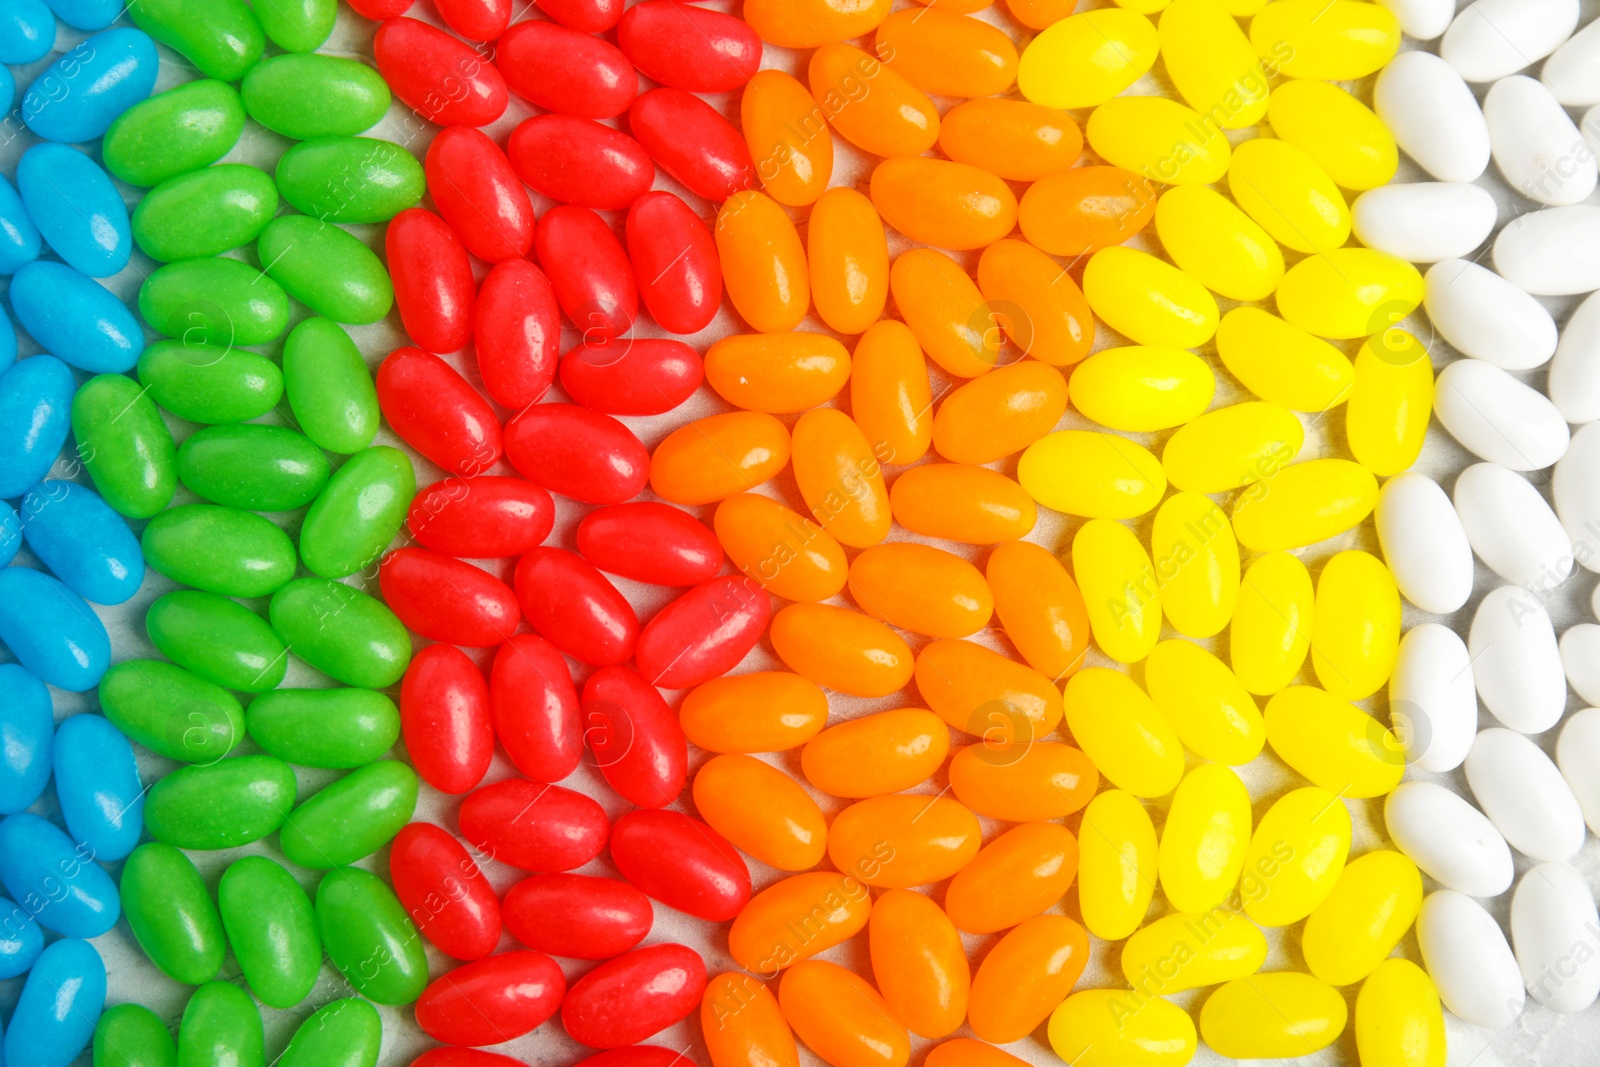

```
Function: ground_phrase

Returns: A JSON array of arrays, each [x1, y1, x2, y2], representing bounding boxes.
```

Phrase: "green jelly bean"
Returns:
[[99, 659, 244, 764], [255, 0, 336, 53], [144, 755, 297, 850], [176, 424, 331, 512], [245, 688, 400, 768], [282, 318, 379, 454], [280, 760, 417, 870], [257, 216, 393, 325], [299, 446, 415, 578], [139, 257, 290, 348], [146, 590, 287, 693], [129, 0, 265, 82], [176, 981, 264, 1067], [275, 136, 424, 223], [141, 504, 297, 597], [218, 856, 320, 1009], [132, 165, 279, 263], [315, 867, 427, 1006], [241, 55, 390, 140], [279, 998, 380, 1067], [137, 339, 283, 424], [121, 843, 225, 985], [269, 578, 412, 688], [103, 80, 245, 189], [72, 374, 178, 520], [94, 1003, 177, 1067]]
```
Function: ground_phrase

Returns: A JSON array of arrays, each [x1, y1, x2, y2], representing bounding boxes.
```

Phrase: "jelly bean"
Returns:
[[946, 822, 1078, 935], [780, 960, 907, 1067], [968, 915, 1090, 1043], [1243, 786, 1351, 926], [1511, 861, 1600, 1012], [612, 809, 749, 921], [626, 192, 721, 336], [716, 192, 809, 335], [743, 70, 833, 207], [1425, 259, 1554, 371], [145, 590, 285, 693], [138, 340, 281, 426], [563, 340, 704, 418], [279, 999, 381, 1067], [417, 950, 565, 1047], [503, 872, 651, 960], [1088, 95, 1231, 184], [792, 407, 890, 547], [1560, 710, 1600, 833], [1158, 763, 1251, 914], [1018, 10, 1156, 107], [281, 318, 380, 453], [728, 872, 871, 973], [514, 547, 638, 665], [298, 446, 416, 579], [19, 481, 142, 606], [938, 100, 1078, 184], [132, 163, 276, 263], [984, 540, 1091, 679], [1385, 779, 1513, 897], [463, 266, 556, 409], [870, 158, 1017, 252], [1543, 17, 1600, 102], [407, 478, 549, 560], [1200, 972, 1347, 1058], [347, 0, 413, 15], [0, 0, 53, 63], [23, 28, 158, 142], [431, 0, 506, 38], [102, 79, 243, 187], [378, 349, 502, 477], [635, 577, 769, 688], [128, 0, 261, 80], [680, 672, 828, 754], [877, 8, 1017, 98], [1373, 51, 1490, 183], [802, 709, 949, 798], [565, 944, 707, 1049], [1228, 138, 1350, 255], [1161, 403, 1303, 497], [1145, 639, 1264, 764], [653, 413, 792, 506], [461, 777, 608, 871], [0, 501, 15, 564], [892, 467, 1033, 549], [1355, 958, 1447, 1067], [0, 173, 37, 275], [178, 986, 265, 1067], [242, 54, 389, 140], [251, 0, 334, 50], [141, 504, 293, 598], [317, 866, 429, 1005], [1123, 910, 1267, 995], [1390, 623, 1476, 774], [889, 250, 999, 377], [0, 568, 110, 692], [426, 126, 533, 263], [13, 262, 141, 373], [1229, 552, 1314, 697], [771, 602, 912, 697], [848, 543, 993, 638], [582, 665, 688, 805], [217, 855, 321, 1007], [1217, 308, 1354, 413], [0, 812, 118, 936], [926, 1041, 1027, 1067], [275, 136, 424, 223], [1351, 335, 1435, 477], [1084, 246, 1219, 349], [1301, 849, 1422, 987], [618, 0, 760, 93], [93, 1004, 175, 1067], [1231, 458, 1379, 551], [52, 714, 140, 864], [1076, 807, 1156, 945], [249, 689, 397, 770], [1068, 346, 1212, 432], [374, 17, 505, 126], [1064, 667, 1181, 796], [490, 634, 580, 782], [97, 659, 241, 766], [260, 216, 393, 324], [1437, 358, 1570, 469], [0, 665, 49, 816], [390, 822, 500, 961], [1022, 428, 1165, 515], [1309, 550, 1401, 701], [139, 257, 289, 347], [1467, 727, 1586, 862], [1353, 181, 1495, 264], [809, 43, 938, 159], [381, 212, 473, 358], [1161, 0, 1267, 128], [7, 937, 104, 1067], [122, 842, 224, 984], [1252, 0, 1399, 79], [531, 0, 618, 29], [949, 742, 1094, 824], [713, 493, 845, 602], [176, 424, 329, 512], [498, 19, 634, 119], [703, 974, 798, 1067], [974, 240, 1094, 367], [144, 754, 295, 850], [1269, 79, 1397, 190], [1417, 888, 1524, 1027], [1153, 187, 1282, 302], [1018, 169, 1153, 265], [806, 188, 888, 336], [744, 0, 890, 47], [631, 87, 757, 201], [507, 403, 650, 506], [868, 890, 968, 1038], [18, 144, 129, 277], [1148, 493, 1238, 640], [0, 358, 70, 497], [537, 205, 638, 340], [398, 644, 493, 791], [828, 795, 979, 888], [913, 641, 1058, 742], [1277, 248, 1424, 339], [508, 117, 651, 213], [694, 754, 827, 871], [270, 578, 412, 688]]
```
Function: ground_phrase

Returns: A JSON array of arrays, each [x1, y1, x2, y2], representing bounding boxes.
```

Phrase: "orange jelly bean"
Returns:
[[932, 360, 1069, 463], [730, 872, 871, 973], [679, 671, 829, 753], [939, 98, 1082, 182], [869, 889, 970, 1039], [792, 408, 891, 548], [890, 249, 1001, 378], [870, 158, 1018, 252], [976, 239, 1095, 367], [927, 1039, 1029, 1067], [808, 187, 889, 335], [1018, 166, 1157, 259], [808, 43, 938, 159], [779, 961, 910, 1067], [801, 708, 951, 798], [651, 411, 791, 505], [890, 464, 1035, 544], [703, 973, 800, 1067], [985, 539, 1091, 679], [967, 915, 1091, 1043], [875, 8, 1019, 98], [1005, 0, 1079, 29], [716, 191, 809, 334], [947, 741, 1098, 821], [693, 753, 828, 871], [828, 794, 980, 888], [742, 70, 833, 208], [704, 333, 850, 414], [848, 542, 993, 639], [714, 493, 848, 602], [850, 320, 932, 466], [744, 0, 892, 49], [945, 822, 1079, 934], [770, 602, 913, 697], [913, 638, 1063, 736]]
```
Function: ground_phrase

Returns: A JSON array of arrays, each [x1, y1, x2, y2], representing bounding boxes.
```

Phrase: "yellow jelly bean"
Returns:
[[1110, 0, 1168, 12], [1310, 549, 1400, 700], [1162, 401, 1305, 494], [1067, 347, 1215, 431], [938, 99, 1083, 183], [1226, 138, 1349, 254], [1347, 329, 1434, 477], [1159, 764, 1252, 914], [1153, 185, 1283, 302], [1159, 0, 1268, 129], [1016, 10, 1158, 109], [1018, 431, 1166, 519], [890, 464, 1036, 545], [975, 239, 1095, 367], [1355, 959, 1447, 1067], [716, 191, 809, 334], [1150, 492, 1239, 638], [1082, 246, 1219, 348], [932, 361, 1069, 465], [1086, 95, 1231, 185], [850, 320, 930, 467], [875, 8, 1019, 99], [1267, 79, 1398, 191], [1073, 519, 1162, 664], [1230, 458, 1379, 552], [1302, 849, 1423, 987], [1250, 0, 1401, 81], [890, 249, 999, 379], [1199, 973, 1348, 1058], [1049, 991, 1197, 1067], [1241, 786, 1350, 927], [1062, 668, 1180, 796], [1146, 639, 1265, 765], [1230, 552, 1314, 697], [1216, 307, 1355, 412], [741, 69, 833, 207], [1276, 248, 1423, 340], [1076, 790, 1157, 941], [808, 187, 888, 336], [1264, 686, 1404, 797], [870, 157, 1017, 253], [1121, 909, 1268, 995]]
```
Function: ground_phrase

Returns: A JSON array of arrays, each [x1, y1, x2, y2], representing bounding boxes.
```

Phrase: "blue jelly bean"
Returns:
[[0, 62, 13, 117], [0, 895, 42, 978], [52, 714, 143, 863], [17, 144, 132, 277], [42, 0, 119, 30], [0, 812, 119, 936], [10, 262, 144, 374], [0, 172, 41, 275], [0, 664, 51, 815], [0, 567, 111, 692], [20, 481, 144, 605], [0, 309, 17, 373], [0, 0, 55, 64], [0, 356, 73, 498], [23, 28, 159, 143], [5, 937, 106, 1067], [0, 501, 18, 565]]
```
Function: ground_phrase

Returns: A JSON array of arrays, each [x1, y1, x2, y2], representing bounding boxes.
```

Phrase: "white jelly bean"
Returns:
[[1465, 727, 1586, 862], [1484, 74, 1596, 205], [1468, 586, 1566, 734], [1556, 707, 1600, 834], [1553, 421, 1600, 570], [1350, 183, 1498, 264], [1375, 472, 1473, 614], [1391, 622, 1479, 773], [1453, 462, 1576, 587], [1549, 289, 1600, 423], [1543, 18, 1600, 105], [1417, 889, 1525, 1028], [1384, 780, 1514, 897], [1375, 0, 1455, 40], [1511, 863, 1600, 1013], [1422, 259, 1558, 369], [1434, 359, 1571, 470], [1441, 0, 1578, 82], [1560, 624, 1600, 706], [1373, 51, 1492, 182], [1493, 204, 1600, 295]]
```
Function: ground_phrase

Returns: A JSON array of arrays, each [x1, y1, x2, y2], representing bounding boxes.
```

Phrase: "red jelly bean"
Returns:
[[610, 809, 751, 922], [535, 205, 637, 342], [377, 348, 503, 476], [534, 0, 622, 32], [508, 115, 654, 212], [349, 0, 413, 18], [503, 403, 649, 504], [374, 18, 507, 127], [626, 192, 722, 335], [387, 208, 475, 355], [380, 548, 520, 649], [399, 643, 493, 794], [561, 943, 708, 1049], [390, 822, 502, 961], [503, 873, 653, 960], [497, 20, 636, 120], [634, 577, 770, 689], [575, 501, 723, 585], [629, 89, 757, 202], [416, 950, 566, 1046], [412, 1048, 525, 1067], [578, 1049, 693, 1067], [458, 778, 609, 871], [425, 126, 534, 263], [491, 634, 582, 783], [617, 1, 762, 93], [407, 476, 555, 559], [514, 547, 639, 666], [474, 259, 560, 410], [434, 0, 510, 41], [559, 338, 704, 417], [581, 666, 687, 808]]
